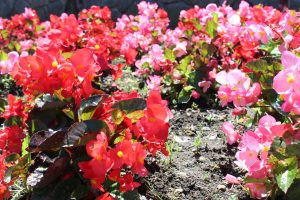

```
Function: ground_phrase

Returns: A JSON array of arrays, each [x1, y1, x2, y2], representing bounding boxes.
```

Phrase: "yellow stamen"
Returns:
[[149, 117, 156, 123], [91, 179, 97, 185], [117, 151, 123, 158], [52, 61, 58, 67], [95, 44, 100, 50], [287, 74, 295, 84]]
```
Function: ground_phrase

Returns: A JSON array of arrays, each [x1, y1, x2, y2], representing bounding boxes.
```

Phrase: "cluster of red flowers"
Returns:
[[0, 94, 28, 198], [78, 90, 172, 195], [12, 47, 102, 105], [0, 1, 300, 199]]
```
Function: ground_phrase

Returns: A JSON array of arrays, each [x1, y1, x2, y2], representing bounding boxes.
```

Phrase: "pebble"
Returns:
[[174, 188, 184, 194], [217, 184, 226, 192], [199, 156, 206, 161], [176, 171, 188, 178], [208, 135, 217, 140], [202, 127, 211, 131]]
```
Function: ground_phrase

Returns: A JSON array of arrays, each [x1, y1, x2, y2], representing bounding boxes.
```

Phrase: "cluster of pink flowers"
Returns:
[[224, 115, 294, 199], [216, 69, 261, 107], [273, 51, 300, 114]]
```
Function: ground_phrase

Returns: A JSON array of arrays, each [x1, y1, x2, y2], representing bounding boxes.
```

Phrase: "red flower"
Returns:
[[108, 140, 134, 169], [96, 192, 115, 200], [2, 95, 26, 121], [78, 133, 113, 191], [131, 142, 148, 177], [118, 173, 140, 192]]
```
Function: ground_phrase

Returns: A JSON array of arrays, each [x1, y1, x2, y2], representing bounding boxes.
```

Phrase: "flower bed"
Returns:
[[0, 1, 299, 199]]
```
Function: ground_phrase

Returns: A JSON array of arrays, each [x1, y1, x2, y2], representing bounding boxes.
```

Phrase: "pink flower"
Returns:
[[244, 183, 267, 199], [221, 122, 240, 145], [225, 174, 242, 184], [228, 13, 241, 26], [192, 90, 200, 99], [147, 75, 161, 91], [218, 86, 232, 107], [231, 90, 247, 107], [0, 51, 19, 74], [246, 83, 261, 104], [20, 40, 33, 51], [198, 81, 211, 93], [173, 41, 187, 57]]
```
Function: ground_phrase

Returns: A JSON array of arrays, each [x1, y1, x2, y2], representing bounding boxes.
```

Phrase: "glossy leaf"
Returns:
[[178, 86, 193, 104], [29, 129, 66, 152], [206, 13, 218, 38], [164, 48, 176, 62], [64, 120, 109, 146], [4, 153, 20, 164], [35, 94, 67, 111], [78, 95, 103, 121], [177, 55, 191, 74], [275, 157, 297, 193], [112, 98, 146, 113]]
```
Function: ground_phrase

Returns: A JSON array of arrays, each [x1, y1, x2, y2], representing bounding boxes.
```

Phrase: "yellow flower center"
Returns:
[[287, 74, 295, 84], [262, 146, 269, 152], [279, 94, 285, 101], [248, 151, 255, 157], [52, 61, 58, 67], [95, 44, 100, 50], [149, 117, 156, 123], [117, 151, 123, 158], [221, 94, 228, 100], [91, 179, 97, 185]]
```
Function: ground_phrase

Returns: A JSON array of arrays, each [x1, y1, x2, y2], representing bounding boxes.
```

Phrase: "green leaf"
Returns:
[[0, 51, 8, 61], [286, 142, 300, 157], [164, 48, 176, 62], [246, 57, 282, 73], [4, 153, 20, 164], [112, 98, 146, 113], [0, 30, 8, 40], [212, 12, 218, 23], [178, 87, 193, 104], [35, 25, 44, 32], [183, 86, 194, 92], [4, 116, 23, 127], [35, 94, 67, 111], [4, 155, 29, 183], [112, 109, 125, 125], [259, 40, 281, 54], [0, 98, 7, 113], [152, 30, 158, 37], [270, 137, 287, 160], [177, 55, 191, 74], [22, 134, 30, 156], [287, 179, 300, 199], [4, 167, 14, 183], [114, 136, 125, 144], [61, 52, 73, 59], [78, 95, 103, 121], [64, 120, 109, 146], [206, 13, 218, 38], [191, 19, 202, 31], [275, 157, 297, 193]]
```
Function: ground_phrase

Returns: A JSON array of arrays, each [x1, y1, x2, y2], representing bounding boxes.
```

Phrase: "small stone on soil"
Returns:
[[201, 127, 211, 131], [174, 188, 184, 194], [217, 184, 226, 192]]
